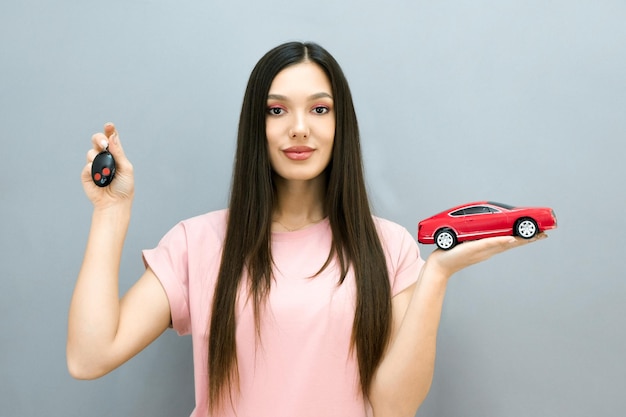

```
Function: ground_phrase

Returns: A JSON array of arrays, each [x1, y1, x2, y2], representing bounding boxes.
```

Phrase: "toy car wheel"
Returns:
[[435, 228, 457, 250], [515, 218, 538, 239]]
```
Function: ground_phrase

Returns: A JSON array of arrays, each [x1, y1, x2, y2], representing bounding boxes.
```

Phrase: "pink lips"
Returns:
[[283, 146, 314, 161]]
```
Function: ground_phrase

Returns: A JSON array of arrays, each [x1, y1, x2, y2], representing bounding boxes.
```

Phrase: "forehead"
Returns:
[[268, 62, 332, 96]]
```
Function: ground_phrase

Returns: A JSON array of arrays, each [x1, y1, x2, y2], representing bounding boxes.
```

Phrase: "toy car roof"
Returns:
[[437, 201, 517, 213]]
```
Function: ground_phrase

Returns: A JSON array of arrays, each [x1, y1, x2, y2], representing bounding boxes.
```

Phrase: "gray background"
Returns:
[[1, 0, 624, 416]]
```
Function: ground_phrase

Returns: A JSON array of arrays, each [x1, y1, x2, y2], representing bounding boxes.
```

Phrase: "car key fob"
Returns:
[[92, 150, 116, 187]]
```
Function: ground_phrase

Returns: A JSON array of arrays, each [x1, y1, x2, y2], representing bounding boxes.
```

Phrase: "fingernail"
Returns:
[[100, 139, 109, 149]]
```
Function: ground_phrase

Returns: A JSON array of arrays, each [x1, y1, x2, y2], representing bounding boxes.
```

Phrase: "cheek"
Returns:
[[321, 121, 336, 145], [322, 118, 336, 139], [265, 119, 286, 145], [265, 138, 281, 170]]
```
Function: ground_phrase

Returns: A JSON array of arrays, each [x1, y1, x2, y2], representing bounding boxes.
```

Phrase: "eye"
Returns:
[[267, 106, 285, 116], [312, 106, 330, 115]]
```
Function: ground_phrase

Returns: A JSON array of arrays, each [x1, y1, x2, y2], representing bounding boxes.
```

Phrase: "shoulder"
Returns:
[[372, 216, 413, 240], [179, 208, 229, 232], [155, 209, 229, 250], [372, 215, 420, 264], [372, 216, 424, 294]]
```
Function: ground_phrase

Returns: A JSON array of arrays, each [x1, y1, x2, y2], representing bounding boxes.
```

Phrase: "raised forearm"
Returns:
[[370, 260, 450, 417]]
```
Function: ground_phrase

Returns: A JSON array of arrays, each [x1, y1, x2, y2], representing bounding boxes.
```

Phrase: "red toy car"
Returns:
[[418, 201, 557, 250]]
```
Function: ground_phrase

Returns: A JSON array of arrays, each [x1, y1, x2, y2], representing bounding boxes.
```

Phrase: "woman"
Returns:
[[68, 42, 544, 417]]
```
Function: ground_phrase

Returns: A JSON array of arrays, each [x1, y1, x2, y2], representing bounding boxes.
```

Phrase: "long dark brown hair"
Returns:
[[208, 41, 391, 412]]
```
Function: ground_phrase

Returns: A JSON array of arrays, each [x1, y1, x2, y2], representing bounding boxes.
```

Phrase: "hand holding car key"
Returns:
[[82, 123, 134, 207]]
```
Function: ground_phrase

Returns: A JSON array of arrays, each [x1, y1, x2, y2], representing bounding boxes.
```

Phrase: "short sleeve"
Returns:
[[375, 217, 425, 296], [142, 222, 191, 336], [390, 227, 425, 296]]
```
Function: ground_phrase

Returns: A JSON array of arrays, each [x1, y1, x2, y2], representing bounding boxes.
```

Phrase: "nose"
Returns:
[[289, 112, 309, 139]]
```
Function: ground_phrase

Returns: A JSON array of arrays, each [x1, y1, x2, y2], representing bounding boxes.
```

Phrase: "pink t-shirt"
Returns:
[[143, 209, 424, 417]]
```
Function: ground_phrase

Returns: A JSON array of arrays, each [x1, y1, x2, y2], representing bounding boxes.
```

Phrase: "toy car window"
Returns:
[[464, 206, 490, 215], [450, 209, 465, 216], [488, 201, 515, 210]]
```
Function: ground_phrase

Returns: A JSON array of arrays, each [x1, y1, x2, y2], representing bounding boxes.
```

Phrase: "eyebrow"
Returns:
[[267, 92, 333, 101]]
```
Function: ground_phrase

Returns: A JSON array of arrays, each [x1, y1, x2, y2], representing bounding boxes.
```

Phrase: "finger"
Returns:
[[508, 233, 548, 247], [81, 161, 93, 181], [447, 236, 522, 261], [102, 122, 128, 162], [91, 132, 109, 151], [478, 233, 547, 253], [484, 236, 527, 253], [104, 122, 116, 139], [86, 148, 99, 163], [90, 122, 119, 151]]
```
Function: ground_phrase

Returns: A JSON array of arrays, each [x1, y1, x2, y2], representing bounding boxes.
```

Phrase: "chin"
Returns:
[[273, 169, 327, 183]]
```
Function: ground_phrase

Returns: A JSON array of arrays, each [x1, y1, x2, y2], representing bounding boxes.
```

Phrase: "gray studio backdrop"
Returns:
[[1, 1, 624, 416]]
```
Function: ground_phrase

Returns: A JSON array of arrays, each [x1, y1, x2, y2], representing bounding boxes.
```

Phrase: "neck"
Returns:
[[272, 175, 326, 232]]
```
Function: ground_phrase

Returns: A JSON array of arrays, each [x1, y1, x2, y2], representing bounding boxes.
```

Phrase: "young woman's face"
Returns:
[[265, 61, 335, 183]]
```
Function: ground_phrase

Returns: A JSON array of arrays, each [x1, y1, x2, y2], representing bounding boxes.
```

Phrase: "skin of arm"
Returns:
[[67, 124, 171, 379], [369, 234, 546, 417]]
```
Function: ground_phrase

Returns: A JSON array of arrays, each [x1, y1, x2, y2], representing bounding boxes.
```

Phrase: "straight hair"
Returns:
[[208, 41, 391, 412]]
